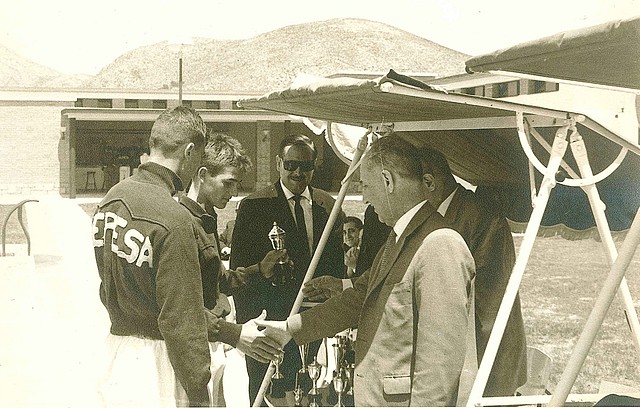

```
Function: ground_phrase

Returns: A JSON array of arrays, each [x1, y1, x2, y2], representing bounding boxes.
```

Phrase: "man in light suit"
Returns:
[[258, 135, 476, 406], [229, 134, 345, 404], [419, 147, 527, 397]]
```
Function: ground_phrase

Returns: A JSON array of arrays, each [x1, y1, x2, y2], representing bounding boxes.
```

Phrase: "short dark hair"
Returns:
[[201, 132, 252, 176], [149, 106, 207, 155], [279, 134, 317, 160], [418, 147, 452, 176], [344, 216, 363, 230], [364, 134, 423, 181], [417, 147, 455, 180]]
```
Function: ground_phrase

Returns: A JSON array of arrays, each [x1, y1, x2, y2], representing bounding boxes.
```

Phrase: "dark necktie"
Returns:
[[378, 230, 397, 271], [292, 195, 310, 256]]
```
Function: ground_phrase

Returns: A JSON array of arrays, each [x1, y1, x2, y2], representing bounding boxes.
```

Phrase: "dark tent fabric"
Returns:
[[465, 16, 640, 91], [240, 71, 640, 239]]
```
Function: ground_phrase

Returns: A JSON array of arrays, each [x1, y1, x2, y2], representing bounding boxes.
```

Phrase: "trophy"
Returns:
[[296, 344, 312, 392], [268, 222, 294, 286], [332, 368, 347, 407], [268, 352, 286, 398], [307, 357, 322, 407]]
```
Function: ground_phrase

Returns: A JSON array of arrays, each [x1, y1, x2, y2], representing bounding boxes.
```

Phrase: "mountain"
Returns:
[[85, 18, 469, 93], [1, 18, 469, 91], [0, 43, 90, 88]]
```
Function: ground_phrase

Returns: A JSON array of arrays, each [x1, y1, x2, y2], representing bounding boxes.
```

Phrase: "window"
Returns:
[[206, 100, 220, 109], [125, 99, 139, 108], [97, 99, 112, 108], [152, 100, 167, 109], [491, 81, 520, 98]]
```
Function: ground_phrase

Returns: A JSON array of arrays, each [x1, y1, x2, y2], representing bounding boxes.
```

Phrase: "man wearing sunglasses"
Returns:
[[229, 134, 346, 404]]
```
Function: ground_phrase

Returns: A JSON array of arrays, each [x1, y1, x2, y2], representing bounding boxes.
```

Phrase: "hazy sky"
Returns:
[[1, 0, 639, 75]]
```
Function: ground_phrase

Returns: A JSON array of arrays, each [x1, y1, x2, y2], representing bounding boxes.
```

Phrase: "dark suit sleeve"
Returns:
[[229, 199, 266, 270], [473, 216, 516, 360]]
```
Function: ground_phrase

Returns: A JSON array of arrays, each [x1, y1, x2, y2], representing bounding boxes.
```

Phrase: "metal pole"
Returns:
[[178, 57, 183, 105], [252, 130, 369, 407], [549, 206, 640, 406], [467, 127, 569, 406], [570, 133, 640, 356]]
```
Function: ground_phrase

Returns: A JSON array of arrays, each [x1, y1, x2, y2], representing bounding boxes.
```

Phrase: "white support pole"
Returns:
[[570, 132, 640, 357], [544, 134, 640, 407], [466, 125, 569, 407], [549, 206, 640, 406]]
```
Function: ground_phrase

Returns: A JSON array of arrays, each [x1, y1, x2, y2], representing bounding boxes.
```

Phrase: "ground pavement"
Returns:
[[0, 196, 248, 407]]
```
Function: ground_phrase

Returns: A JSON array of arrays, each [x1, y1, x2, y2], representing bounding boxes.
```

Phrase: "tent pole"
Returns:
[[570, 132, 640, 356], [545, 132, 640, 407], [467, 122, 569, 407], [549, 205, 640, 406], [252, 129, 369, 407]]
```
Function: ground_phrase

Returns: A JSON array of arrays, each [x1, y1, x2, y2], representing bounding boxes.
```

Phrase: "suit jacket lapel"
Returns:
[[367, 203, 436, 296]]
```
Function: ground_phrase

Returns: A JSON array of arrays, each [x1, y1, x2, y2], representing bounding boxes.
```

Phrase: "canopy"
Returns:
[[465, 16, 640, 91], [240, 70, 640, 238]]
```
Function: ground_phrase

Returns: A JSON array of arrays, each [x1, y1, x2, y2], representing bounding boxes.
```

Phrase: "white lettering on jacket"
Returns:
[[92, 211, 154, 267]]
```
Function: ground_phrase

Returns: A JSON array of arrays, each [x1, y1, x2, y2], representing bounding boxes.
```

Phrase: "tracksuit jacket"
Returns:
[[92, 162, 211, 406]]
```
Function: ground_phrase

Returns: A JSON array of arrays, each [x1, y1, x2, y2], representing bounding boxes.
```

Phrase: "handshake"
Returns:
[[240, 275, 344, 363], [239, 310, 292, 363]]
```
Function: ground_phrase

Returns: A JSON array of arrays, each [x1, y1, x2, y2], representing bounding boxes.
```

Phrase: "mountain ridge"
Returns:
[[1, 18, 469, 92]]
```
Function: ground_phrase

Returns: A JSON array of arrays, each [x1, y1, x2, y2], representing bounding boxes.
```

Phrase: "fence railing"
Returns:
[[1, 199, 39, 256]]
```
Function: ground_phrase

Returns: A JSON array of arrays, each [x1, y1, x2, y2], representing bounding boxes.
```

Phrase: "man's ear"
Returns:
[[423, 173, 436, 192], [381, 169, 394, 193], [184, 142, 195, 160], [197, 166, 208, 181]]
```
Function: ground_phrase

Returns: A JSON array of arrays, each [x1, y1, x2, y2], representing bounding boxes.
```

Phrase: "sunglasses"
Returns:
[[282, 160, 315, 172]]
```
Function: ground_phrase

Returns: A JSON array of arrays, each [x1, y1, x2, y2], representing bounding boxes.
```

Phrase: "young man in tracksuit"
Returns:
[[178, 133, 287, 404], [93, 106, 212, 407]]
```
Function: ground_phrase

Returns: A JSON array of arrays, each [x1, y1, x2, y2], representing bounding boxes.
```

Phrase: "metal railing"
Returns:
[[1, 199, 38, 256]]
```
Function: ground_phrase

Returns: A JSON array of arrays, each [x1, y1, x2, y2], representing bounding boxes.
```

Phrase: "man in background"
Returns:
[[342, 215, 363, 277], [419, 146, 527, 397]]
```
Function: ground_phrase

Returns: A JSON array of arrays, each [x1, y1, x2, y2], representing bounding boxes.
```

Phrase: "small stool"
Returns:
[[85, 171, 97, 191]]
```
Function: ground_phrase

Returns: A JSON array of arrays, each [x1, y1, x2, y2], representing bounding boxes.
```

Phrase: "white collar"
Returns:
[[393, 200, 427, 242], [437, 186, 458, 216], [280, 180, 312, 203]]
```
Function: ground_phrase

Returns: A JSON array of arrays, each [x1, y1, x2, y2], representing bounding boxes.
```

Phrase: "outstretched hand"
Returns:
[[254, 317, 292, 347], [302, 275, 343, 301], [236, 310, 284, 363]]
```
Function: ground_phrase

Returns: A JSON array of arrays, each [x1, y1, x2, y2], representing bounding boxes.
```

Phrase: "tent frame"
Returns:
[[242, 75, 640, 407]]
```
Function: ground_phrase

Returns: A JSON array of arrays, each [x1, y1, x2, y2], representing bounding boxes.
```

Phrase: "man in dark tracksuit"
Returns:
[[179, 133, 286, 405], [93, 106, 211, 407]]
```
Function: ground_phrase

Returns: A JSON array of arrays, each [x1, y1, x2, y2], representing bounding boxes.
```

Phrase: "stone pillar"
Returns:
[[68, 118, 77, 199]]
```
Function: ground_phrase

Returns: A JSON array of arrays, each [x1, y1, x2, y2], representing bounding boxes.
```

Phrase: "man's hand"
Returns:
[[344, 246, 359, 269], [254, 318, 292, 347], [236, 310, 284, 363], [258, 249, 288, 279], [302, 275, 343, 301]]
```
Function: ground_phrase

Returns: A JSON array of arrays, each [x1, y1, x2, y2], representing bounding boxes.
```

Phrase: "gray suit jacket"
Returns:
[[292, 203, 476, 406]]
